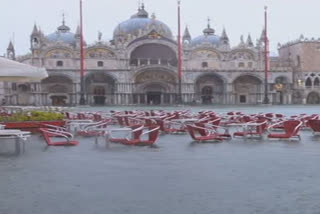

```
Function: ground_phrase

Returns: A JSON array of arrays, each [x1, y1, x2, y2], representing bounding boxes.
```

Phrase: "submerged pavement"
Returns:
[[1, 105, 320, 214]]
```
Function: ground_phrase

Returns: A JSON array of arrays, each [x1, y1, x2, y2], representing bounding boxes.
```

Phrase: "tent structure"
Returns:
[[0, 57, 48, 82]]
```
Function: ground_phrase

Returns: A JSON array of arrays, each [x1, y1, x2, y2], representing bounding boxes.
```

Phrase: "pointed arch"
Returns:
[[314, 77, 320, 87], [305, 77, 312, 87]]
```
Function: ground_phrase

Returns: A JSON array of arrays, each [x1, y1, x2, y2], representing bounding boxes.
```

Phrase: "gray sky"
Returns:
[[1, 0, 318, 56]]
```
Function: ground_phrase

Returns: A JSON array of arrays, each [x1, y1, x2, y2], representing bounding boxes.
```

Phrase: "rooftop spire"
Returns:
[[183, 25, 191, 41], [57, 13, 70, 33], [62, 12, 66, 26], [246, 34, 254, 47], [31, 23, 39, 35], [7, 40, 14, 50], [221, 27, 229, 41], [203, 17, 215, 36]]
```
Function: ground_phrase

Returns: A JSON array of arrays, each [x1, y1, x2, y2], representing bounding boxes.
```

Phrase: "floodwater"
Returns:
[[1, 105, 320, 214]]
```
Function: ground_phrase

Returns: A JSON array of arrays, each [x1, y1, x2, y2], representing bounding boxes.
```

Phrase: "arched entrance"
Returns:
[[307, 92, 320, 104], [195, 74, 224, 104], [233, 75, 263, 104], [201, 86, 213, 104], [41, 75, 73, 105], [93, 86, 106, 105], [85, 73, 116, 105], [134, 70, 177, 105]]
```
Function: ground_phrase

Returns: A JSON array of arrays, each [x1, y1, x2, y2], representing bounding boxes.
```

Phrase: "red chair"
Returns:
[[77, 119, 112, 137], [186, 124, 230, 142], [267, 120, 302, 140], [40, 128, 79, 146], [308, 119, 320, 135], [233, 119, 268, 138], [107, 125, 160, 146]]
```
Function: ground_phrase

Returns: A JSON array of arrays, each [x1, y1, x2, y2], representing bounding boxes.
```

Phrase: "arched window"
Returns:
[[56, 61, 63, 67], [314, 77, 320, 87], [97, 61, 104, 67], [202, 62, 208, 68], [305, 77, 312, 87], [248, 62, 253, 68]]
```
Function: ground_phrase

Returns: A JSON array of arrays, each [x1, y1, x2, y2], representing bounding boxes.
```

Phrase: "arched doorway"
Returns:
[[85, 73, 116, 105], [143, 84, 166, 105], [93, 86, 106, 105], [201, 86, 213, 104], [195, 74, 224, 104], [307, 92, 320, 104], [41, 75, 73, 105], [233, 75, 262, 104], [135, 70, 177, 105]]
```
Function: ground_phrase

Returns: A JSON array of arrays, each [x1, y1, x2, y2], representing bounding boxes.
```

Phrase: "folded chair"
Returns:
[[233, 119, 268, 138], [267, 120, 302, 140], [40, 128, 79, 146], [308, 119, 320, 135], [186, 123, 230, 142], [107, 125, 160, 146]]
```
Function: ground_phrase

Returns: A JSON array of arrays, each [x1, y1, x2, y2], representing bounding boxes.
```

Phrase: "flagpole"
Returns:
[[263, 6, 269, 104], [79, 0, 86, 105], [177, 0, 182, 104]]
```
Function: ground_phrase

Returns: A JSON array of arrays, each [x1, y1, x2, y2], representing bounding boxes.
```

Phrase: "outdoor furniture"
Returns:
[[308, 119, 320, 135], [0, 129, 31, 154], [186, 124, 229, 142], [106, 125, 160, 146], [233, 119, 268, 138], [77, 119, 112, 137], [267, 120, 302, 140], [40, 128, 79, 146]]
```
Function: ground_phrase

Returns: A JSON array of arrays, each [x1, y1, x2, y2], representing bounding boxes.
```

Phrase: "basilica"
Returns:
[[4, 4, 320, 105]]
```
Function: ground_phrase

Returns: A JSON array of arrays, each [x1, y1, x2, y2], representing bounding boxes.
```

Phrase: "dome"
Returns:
[[190, 35, 221, 46], [190, 21, 221, 47], [113, 4, 173, 39], [46, 22, 76, 45]]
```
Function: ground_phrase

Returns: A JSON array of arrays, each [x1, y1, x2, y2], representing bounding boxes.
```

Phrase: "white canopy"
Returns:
[[0, 57, 48, 82]]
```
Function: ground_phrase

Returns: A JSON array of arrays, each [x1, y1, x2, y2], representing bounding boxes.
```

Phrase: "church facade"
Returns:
[[4, 4, 320, 105]]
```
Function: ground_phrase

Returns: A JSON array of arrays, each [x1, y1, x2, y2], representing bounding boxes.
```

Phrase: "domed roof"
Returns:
[[46, 20, 76, 45], [191, 35, 221, 46], [190, 21, 221, 47], [113, 4, 173, 39]]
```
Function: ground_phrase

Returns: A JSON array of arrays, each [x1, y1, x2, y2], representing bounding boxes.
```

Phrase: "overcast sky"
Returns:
[[1, 0, 319, 56]]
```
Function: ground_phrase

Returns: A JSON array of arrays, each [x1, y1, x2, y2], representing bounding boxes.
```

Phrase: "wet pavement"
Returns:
[[1, 105, 320, 214]]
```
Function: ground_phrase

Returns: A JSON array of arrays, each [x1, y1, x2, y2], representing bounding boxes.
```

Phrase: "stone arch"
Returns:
[[43, 47, 74, 58], [307, 92, 320, 104], [195, 73, 225, 104], [191, 48, 222, 60], [230, 49, 256, 61], [41, 74, 73, 106], [134, 69, 177, 105], [85, 72, 117, 105], [232, 75, 263, 104], [129, 43, 177, 67], [85, 47, 116, 59]]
